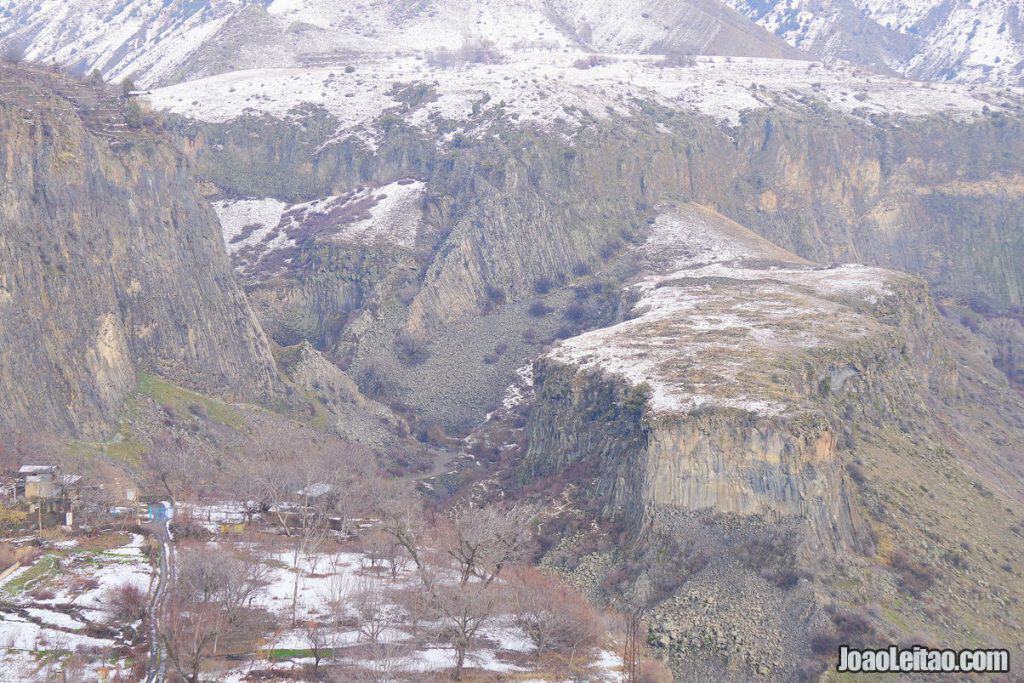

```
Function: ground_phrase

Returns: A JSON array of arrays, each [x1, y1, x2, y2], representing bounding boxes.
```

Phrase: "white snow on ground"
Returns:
[[219, 541, 623, 680], [24, 607, 87, 630], [212, 198, 289, 255], [148, 52, 998, 139], [547, 203, 911, 417], [500, 364, 535, 412], [213, 180, 424, 276], [0, 615, 114, 650], [0, 533, 154, 676], [334, 180, 425, 247]]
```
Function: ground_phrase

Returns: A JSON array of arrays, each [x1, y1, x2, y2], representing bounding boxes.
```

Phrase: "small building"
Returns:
[[17, 465, 58, 499], [139, 501, 173, 522], [296, 482, 333, 501], [14, 465, 83, 524]]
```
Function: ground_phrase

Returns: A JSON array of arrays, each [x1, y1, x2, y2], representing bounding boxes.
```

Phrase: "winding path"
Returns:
[[144, 507, 174, 683]]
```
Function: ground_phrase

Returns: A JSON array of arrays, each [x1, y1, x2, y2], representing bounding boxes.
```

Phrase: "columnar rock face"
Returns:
[[520, 205, 940, 552], [0, 66, 280, 438]]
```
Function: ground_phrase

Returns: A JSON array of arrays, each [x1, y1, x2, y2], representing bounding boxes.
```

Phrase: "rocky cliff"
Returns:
[[0, 65, 279, 438], [518, 205, 946, 552], [166, 86, 1022, 433]]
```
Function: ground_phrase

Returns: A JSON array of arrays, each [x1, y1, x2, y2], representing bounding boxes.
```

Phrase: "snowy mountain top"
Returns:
[[0, 0, 791, 88], [146, 51, 1006, 143], [724, 0, 1024, 87]]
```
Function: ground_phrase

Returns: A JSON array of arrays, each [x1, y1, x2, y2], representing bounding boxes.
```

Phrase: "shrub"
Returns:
[[2, 41, 25, 65], [426, 38, 503, 68], [528, 301, 551, 317], [0, 542, 17, 568], [659, 52, 697, 68], [358, 364, 397, 400], [563, 303, 589, 324], [507, 567, 604, 658], [394, 329, 431, 365], [810, 631, 837, 656], [846, 461, 866, 485], [105, 581, 148, 623], [573, 55, 612, 69], [734, 527, 803, 589], [484, 284, 506, 305], [636, 657, 674, 683], [572, 262, 592, 277], [125, 101, 144, 129], [889, 551, 936, 596], [533, 277, 554, 294]]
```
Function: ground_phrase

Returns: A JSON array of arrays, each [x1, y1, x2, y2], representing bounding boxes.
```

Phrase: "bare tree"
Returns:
[[431, 580, 500, 679], [231, 420, 373, 536], [301, 618, 333, 674], [506, 566, 603, 661], [352, 580, 400, 648], [159, 544, 270, 680], [376, 491, 526, 680], [228, 421, 376, 625], [140, 432, 213, 506], [161, 591, 219, 683], [446, 504, 535, 586]]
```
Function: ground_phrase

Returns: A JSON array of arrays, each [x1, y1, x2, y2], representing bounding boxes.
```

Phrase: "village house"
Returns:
[[13, 465, 82, 525]]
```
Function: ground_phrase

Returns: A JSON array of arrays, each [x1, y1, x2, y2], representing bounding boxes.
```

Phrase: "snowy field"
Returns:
[[216, 540, 626, 681], [0, 532, 153, 680]]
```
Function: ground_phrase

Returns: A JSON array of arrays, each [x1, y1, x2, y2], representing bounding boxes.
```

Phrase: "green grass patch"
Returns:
[[1, 555, 58, 596], [136, 372, 246, 429], [261, 647, 340, 660], [68, 433, 147, 462]]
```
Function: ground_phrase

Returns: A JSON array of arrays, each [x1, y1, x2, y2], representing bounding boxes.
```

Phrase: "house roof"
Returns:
[[18, 465, 57, 474], [296, 482, 333, 499]]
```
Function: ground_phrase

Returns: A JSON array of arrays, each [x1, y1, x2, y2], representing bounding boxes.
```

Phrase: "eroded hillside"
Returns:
[[0, 65, 279, 438]]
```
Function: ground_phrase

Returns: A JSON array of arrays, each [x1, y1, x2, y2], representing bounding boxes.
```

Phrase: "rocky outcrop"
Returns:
[[519, 205, 943, 552], [0, 66, 279, 438], [179, 99, 1024, 321], [276, 342, 407, 449]]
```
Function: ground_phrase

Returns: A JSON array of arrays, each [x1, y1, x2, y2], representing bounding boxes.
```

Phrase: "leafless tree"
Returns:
[[376, 490, 529, 680], [140, 432, 213, 506], [301, 618, 333, 674], [229, 421, 376, 625], [352, 579, 400, 648], [446, 504, 535, 586], [431, 580, 500, 679], [506, 566, 604, 661], [159, 544, 270, 680], [230, 420, 373, 536]]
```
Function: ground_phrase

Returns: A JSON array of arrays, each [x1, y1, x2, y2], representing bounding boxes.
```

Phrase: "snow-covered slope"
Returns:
[[213, 179, 425, 280], [147, 52, 1006, 146], [724, 0, 1024, 87], [0, 0, 796, 88], [547, 203, 913, 417]]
